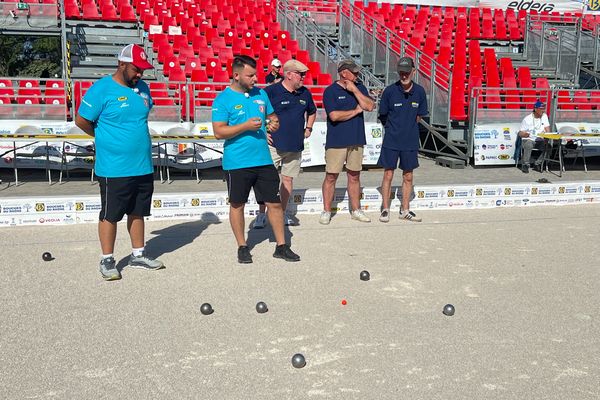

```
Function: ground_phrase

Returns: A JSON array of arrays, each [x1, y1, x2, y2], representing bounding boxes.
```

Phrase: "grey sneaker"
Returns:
[[319, 211, 331, 225], [284, 212, 296, 226], [253, 213, 267, 229], [351, 209, 371, 222], [99, 256, 121, 281], [379, 209, 390, 223], [128, 251, 165, 270]]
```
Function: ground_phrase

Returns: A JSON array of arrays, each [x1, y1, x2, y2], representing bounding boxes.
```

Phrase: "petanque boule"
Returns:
[[200, 303, 214, 315], [256, 301, 268, 314], [291, 353, 306, 368], [443, 304, 455, 316]]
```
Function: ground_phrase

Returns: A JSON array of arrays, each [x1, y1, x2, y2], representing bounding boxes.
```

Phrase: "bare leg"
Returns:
[[280, 175, 293, 212], [127, 215, 145, 249], [98, 220, 117, 254], [322, 172, 338, 211], [229, 203, 246, 246], [380, 168, 395, 210], [265, 201, 285, 245], [347, 170, 361, 211], [401, 170, 414, 212]]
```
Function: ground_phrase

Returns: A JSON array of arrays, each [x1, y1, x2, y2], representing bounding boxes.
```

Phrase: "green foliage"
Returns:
[[0, 35, 62, 77]]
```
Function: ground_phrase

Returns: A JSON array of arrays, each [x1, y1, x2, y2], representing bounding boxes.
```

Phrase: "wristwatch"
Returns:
[[305, 127, 313, 132]]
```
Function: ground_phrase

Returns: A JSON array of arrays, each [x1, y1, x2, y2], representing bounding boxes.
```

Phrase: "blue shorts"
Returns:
[[377, 148, 419, 171]]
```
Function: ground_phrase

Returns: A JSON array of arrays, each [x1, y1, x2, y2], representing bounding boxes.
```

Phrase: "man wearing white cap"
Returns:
[[265, 58, 282, 85], [253, 59, 317, 228], [75, 44, 164, 281]]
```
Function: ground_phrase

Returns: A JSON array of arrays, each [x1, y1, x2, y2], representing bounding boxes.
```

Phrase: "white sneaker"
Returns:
[[351, 209, 371, 222], [253, 213, 267, 229], [379, 209, 390, 223], [284, 213, 296, 226], [319, 211, 331, 225], [400, 210, 422, 222]]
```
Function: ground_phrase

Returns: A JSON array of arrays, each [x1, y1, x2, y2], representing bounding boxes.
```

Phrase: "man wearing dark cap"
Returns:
[[75, 44, 164, 281], [377, 57, 428, 223], [320, 59, 375, 225], [517, 100, 551, 173]]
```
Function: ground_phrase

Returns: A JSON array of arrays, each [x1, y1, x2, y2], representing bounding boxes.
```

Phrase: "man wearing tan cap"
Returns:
[[252, 59, 317, 228], [75, 44, 164, 281], [319, 59, 375, 225]]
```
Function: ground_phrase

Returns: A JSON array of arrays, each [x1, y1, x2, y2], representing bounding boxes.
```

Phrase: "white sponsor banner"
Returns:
[[3, 182, 600, 227], [473, 123, 520, 166], [479, 0, 584, 12]]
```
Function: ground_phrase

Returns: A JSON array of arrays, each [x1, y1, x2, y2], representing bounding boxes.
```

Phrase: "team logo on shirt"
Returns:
[[118, 96, 128, 101], [254, 99, 265, 105], [394, 103, 402, 107], [234, 104, 243, 110], [299, 99, 306, 105], [259, 105, 265, 113], [411, 102, 419, 108]]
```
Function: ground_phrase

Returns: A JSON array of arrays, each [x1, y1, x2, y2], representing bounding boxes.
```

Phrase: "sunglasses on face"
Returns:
[[292, 71, 306, 77]]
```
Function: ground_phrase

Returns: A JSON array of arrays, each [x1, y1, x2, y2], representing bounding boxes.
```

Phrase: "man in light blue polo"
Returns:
[[75, 43, 164, 281], [212, 55, 300, 264]]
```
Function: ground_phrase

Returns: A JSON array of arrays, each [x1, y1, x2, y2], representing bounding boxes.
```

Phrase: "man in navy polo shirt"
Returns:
[[252, 59, 316, 228], [377, 57, 428, 223], [320, 59, 375, 225]]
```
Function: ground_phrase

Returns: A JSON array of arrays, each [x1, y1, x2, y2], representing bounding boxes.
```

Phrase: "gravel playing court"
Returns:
[[1, 205, 599, 399]]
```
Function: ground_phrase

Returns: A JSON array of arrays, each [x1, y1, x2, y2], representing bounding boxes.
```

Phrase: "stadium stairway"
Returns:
[[67, 21, 148, 79]]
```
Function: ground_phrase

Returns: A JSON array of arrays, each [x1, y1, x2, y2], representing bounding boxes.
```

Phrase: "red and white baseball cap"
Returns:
[[118, 44, 154, 70]]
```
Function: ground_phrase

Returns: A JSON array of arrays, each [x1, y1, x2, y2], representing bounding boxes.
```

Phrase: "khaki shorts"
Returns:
[[325, 146, 364, 173], [269, 146, 302, 178]]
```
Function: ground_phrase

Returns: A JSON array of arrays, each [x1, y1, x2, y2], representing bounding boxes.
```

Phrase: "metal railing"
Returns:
[[524, 14, 582, 83], [469, 86, 600, 157], [0, 77, 68, 121], [580, 24, 600, 71], [276, 0, 385, 123], [338, 0, 452, 127]]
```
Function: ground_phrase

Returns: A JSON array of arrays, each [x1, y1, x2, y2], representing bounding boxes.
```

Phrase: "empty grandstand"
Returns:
[[1, 0, 600, 176]]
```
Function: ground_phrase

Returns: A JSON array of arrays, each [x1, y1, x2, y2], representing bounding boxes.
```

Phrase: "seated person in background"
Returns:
[[518, 100, 551, 173], [265, 59, 282, 85]]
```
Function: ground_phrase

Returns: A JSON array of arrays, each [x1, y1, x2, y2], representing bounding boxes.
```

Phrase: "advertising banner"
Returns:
[[473, 123, 521, 166], [3, 181, 600, 227]]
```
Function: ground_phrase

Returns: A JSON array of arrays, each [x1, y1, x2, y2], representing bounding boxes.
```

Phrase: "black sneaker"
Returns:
[[273, 244, 300, 262], [521, 164, 530, 173], [237, 245, 253, 264], [533, 163, 542, 172]]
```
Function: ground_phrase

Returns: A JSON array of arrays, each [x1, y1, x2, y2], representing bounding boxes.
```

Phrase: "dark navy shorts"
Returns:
[[98, 173, 154, 222], [226, 165, 281, 204], [377, 148, 419, 171]]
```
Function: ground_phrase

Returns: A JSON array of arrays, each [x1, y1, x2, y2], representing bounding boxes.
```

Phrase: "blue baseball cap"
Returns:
[[534, 100, 545, 109]]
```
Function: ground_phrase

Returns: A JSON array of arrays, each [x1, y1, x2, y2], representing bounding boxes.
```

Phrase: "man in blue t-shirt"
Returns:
[[75, 44, 164, 281], [320, 59, 375, 225], [377, 57, 428, 223], [212, 55, 300, 264], [252, 59, 316, 228]]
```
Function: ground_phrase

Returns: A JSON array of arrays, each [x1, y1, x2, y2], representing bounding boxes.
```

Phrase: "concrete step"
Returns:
[[66, 21, 138, 31], [68, 33, 141, 45]]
